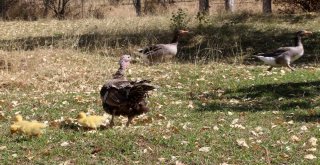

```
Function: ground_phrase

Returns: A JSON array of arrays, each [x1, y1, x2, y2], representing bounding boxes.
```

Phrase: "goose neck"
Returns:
[[171, 33, 180, 43], [295, 35, 302, 47]]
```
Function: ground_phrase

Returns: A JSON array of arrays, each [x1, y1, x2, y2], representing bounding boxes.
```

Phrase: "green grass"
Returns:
[[0, 13, 320, 164], [0, 49, 319, 164]]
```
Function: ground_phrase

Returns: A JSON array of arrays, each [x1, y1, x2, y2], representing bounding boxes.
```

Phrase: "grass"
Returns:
[[0, 48, 319, 164], [0, 13, 320, 164], [1, 12, 320, 63]]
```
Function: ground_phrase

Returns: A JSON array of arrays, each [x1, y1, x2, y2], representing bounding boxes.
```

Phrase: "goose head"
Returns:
[[171, 29, 190, 43], [294, 30, 312, 46], [296, 30, 312, 37], [177, 29, 189, 35]]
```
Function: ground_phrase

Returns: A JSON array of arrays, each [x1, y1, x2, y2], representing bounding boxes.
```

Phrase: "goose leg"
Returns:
[[286, 63, 295, 71], [267, 66, 273, 71], [126, 116, 133, 127], [109, 110, 115, 127]]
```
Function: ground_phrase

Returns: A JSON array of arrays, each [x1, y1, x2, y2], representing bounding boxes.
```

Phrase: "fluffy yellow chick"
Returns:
[[10, 115, 29, 134], [77, 112, 107, 129], [10, 115, 46, 137]]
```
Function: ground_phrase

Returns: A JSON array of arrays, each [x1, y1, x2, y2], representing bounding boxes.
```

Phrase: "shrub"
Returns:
[[170, 8, 189, 30], [1, 0, 41, 21], [274, 0, 320, 13]]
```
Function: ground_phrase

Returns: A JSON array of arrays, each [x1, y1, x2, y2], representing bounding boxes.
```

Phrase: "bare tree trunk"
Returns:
[[199, 0, 209, 14], [47, 0, 70, 19], [263, 0, 272, 14], [133, 0, 141, 16], [43, 0, 50, 17], [81, 0, 84, 18], [225, 0, 235, 13], [0, 0, 5, 19]]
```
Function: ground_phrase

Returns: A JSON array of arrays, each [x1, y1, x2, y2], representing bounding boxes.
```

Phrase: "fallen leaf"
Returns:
[[155, 114, 166, 120], [306, 148, 317, 152], [304, 154, 316, 160], [287, 120, 294, 124], [213, 125, 219, 131], [59, 160, 74, 165], [285, 146, 291, 151], [187, 101, 194, 109], [0, 146, 7, 150], [230, 124, 245, 129], [227, 111, 233, 116], [143, 149, 148, 153], [158, 157, 166, 162], [199, 147, 211, 152], [308, 137, 317, 146], [175, 161, 186, 165], [220, 163, 230, 165], [27, 156, 34, 160], [250, 131, 258, 137], [300, 125, 308, 131], [91, 147, 102, 154], [290, 135, 301, 142], [236, 138, 249, 148], [231, 118, 239, 125], [60, 141, 70, 147], [255, 126, 263, 132], [229, 99, 239, 104], [271, 123, 277, 129], [162, 135, 171, 139], [201, 126, 210, 131]]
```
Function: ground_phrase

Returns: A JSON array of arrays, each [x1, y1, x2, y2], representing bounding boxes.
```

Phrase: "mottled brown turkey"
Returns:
[[100, 55, 156, 127]]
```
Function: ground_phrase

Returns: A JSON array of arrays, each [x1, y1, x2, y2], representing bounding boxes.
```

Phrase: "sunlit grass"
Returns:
[[0, 49, 319, 164]]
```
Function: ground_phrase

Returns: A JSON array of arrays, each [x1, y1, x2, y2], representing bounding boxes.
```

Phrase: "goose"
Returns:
[[100, 55, 156, 127], [138, 29, 189, 64], [254, 30, 312, 71]]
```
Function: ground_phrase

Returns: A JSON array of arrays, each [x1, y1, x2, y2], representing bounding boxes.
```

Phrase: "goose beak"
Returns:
[[179, 30, 190, 34], [303, 31, 313, 35]]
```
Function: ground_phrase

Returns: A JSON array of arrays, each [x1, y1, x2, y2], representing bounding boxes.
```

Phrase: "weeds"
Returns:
[[170, 8, 189, 30]]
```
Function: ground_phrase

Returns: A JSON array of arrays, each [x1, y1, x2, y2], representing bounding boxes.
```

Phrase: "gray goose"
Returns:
[[254, 30, 312, 71], [138, 29, 189, 64], [100, 55, 156, 127]]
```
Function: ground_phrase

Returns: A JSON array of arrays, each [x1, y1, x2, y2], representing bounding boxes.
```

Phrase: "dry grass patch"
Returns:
[[0, 49, 115, 93]]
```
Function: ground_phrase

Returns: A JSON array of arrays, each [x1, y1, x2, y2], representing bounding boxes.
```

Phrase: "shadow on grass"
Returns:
[[0, 14, 319, 63], [291, 114, 320, 123], [59, 122, 110, 131], [194, 81, 320, 113], [181, 23, 320, 64]]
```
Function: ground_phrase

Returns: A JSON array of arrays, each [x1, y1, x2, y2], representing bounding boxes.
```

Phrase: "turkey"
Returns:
[[100, 55, 156, 127]]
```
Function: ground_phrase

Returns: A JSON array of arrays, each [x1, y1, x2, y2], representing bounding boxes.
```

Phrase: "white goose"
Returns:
[[255, 30, 312, 71], [138, 29, 189, 64]]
